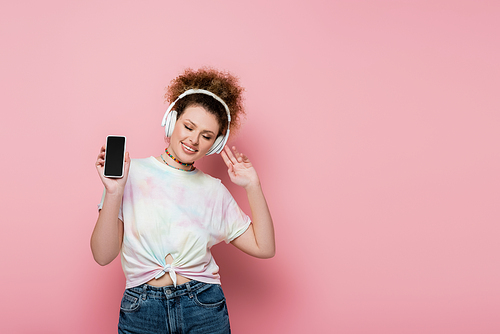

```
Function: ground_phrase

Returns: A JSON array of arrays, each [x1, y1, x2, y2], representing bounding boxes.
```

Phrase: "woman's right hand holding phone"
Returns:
[[92, 145, 130, 266], [95, 145, 131, 194]]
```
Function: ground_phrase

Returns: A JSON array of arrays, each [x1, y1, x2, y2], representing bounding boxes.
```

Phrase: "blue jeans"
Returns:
[[118, 281, 231, 334]]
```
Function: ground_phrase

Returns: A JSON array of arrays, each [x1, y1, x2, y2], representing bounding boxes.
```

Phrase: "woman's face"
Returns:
[[169, 105, 220, 163]]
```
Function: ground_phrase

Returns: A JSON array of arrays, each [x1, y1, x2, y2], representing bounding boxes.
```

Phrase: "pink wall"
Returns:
[[1, 1, 499, 333]]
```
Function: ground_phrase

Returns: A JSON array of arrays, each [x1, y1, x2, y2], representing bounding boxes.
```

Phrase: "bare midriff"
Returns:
[[146, 274, 192, 287]]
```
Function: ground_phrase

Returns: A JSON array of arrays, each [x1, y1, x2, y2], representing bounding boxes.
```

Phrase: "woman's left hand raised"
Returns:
[[221, 146, 260, 189]]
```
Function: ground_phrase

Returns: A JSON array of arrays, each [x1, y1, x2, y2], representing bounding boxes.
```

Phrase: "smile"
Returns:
[[182, 142, 198, 153]]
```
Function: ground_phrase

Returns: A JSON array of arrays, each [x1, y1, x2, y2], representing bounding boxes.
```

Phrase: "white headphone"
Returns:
[[161, 89, 231, 155]]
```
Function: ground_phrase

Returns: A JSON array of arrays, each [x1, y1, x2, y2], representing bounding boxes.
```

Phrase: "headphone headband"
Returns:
[[161, 89, 231, 155], [161, 89, 231, 127]]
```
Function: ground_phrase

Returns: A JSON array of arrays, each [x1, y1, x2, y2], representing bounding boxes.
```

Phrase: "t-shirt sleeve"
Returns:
[[97, 188, 124, 221], [218, 183, 252, 244]]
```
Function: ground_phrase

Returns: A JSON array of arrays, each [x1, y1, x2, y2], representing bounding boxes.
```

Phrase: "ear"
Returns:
[[164, 133, 170, 148]]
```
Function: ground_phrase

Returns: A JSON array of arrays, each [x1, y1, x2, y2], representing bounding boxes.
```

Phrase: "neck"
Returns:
[[161, 149, 195, 171]]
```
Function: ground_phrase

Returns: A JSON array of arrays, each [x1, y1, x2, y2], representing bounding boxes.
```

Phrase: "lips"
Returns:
[[181, 142, 198, 153]]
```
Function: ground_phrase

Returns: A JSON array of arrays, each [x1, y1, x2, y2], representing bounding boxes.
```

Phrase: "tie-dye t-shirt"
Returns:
[[98, 157, 251, 289]]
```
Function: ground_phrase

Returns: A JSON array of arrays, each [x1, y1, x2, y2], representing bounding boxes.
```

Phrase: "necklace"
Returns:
[[165, 148, 194, 167], [161, 153, 195, 172]]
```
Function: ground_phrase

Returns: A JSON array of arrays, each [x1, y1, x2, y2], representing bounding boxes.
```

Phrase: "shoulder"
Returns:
[[196, 169, 220, 182], [130, 157, 154, 164], [197, 172, 235, 200], [191, 169, 223, 188], [129, 157, 159, 169], [126, 157, 162, 179]]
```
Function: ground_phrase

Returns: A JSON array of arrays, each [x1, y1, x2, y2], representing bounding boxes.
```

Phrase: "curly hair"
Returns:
[[165, 67, 245, 137]]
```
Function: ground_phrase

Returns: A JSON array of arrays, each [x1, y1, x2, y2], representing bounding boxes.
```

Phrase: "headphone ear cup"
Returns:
[[206, 135, 225, 156], [164, 110, 177, 137]]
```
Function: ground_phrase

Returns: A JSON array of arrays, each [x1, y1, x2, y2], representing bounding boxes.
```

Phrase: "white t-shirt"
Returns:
[[99, 157, 251, 288]]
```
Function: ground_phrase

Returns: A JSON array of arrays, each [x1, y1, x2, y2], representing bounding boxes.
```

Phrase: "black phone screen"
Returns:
[[104, 136, 126, 178]]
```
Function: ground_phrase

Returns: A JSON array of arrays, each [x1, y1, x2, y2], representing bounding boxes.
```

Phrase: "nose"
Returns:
[[188, 132, 199, 146]]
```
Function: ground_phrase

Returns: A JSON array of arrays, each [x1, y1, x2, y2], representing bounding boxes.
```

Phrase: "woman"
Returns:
[[91, 67, 275, 333]]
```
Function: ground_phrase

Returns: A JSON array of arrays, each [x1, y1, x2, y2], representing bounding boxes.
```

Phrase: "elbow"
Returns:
[[92, 252, 113, 266], [258, 247, 275, 259], [90, 238, 119, 266], [94, 257, 112, 266], [261, 253, 275, 259], [91, 244, 115, 266]]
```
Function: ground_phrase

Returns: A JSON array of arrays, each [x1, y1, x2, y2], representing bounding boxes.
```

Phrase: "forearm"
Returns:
[[90, 191, 124, 266], [245, 183, 275, 258]]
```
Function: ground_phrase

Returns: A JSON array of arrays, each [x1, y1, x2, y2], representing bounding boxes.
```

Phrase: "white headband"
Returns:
[[161, 88, 231, 127]]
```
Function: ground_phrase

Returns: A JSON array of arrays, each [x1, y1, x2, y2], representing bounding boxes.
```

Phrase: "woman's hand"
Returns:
[[221, 146, 260, 189], [222, 145, 276, 259], [95, 145, 131, 194]]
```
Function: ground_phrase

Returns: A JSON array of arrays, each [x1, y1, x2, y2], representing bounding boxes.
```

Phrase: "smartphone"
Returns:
[[104, 135, 126, 178]]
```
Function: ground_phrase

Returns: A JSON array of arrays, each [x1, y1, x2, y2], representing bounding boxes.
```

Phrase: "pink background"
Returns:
[[1, 1, 499, 333]]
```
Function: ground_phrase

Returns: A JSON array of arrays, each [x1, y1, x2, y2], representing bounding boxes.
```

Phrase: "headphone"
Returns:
[[161, 89, 231, 155]]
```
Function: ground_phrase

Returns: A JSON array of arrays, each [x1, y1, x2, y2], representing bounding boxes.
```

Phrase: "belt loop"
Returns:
[[186, 281, 193, 298], [141, 284, 147, 301]]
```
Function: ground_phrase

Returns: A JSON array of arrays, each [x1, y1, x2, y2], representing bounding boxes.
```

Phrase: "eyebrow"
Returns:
[[185, 119, 216, 135]]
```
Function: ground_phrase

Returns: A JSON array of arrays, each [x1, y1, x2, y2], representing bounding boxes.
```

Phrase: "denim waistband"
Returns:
[[126, 280, 210, 299]]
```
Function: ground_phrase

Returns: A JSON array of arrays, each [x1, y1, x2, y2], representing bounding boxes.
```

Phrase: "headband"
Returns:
[[161, 89, 231, 127]]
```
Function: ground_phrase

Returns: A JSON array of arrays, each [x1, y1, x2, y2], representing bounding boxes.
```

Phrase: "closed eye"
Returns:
[[184, 125, 193, 131]]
